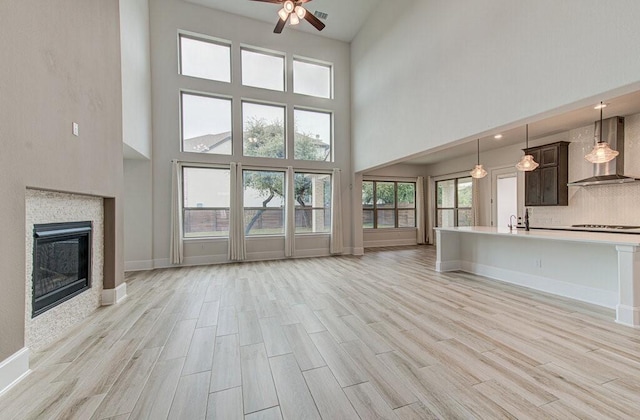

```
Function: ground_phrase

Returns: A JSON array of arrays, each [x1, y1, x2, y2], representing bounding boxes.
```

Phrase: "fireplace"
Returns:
[[32, 221, 92, 317]]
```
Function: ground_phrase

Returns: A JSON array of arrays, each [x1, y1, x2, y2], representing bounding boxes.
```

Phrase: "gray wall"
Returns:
[[351, 0, 640, 172], [0, 0, 124, 361]]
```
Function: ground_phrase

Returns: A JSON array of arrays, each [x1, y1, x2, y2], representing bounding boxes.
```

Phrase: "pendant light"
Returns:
[[584, 101, 619, 163], [469, 139, 487, 178], [516, 124, 539, 171]]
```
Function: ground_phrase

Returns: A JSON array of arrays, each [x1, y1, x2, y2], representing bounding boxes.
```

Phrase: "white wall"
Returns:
[[145, 0, 352, 267], [352, 0, 640, 172], [120, 0, 152, 159]]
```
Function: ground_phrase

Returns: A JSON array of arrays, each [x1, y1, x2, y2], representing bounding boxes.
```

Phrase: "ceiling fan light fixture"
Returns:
[[289, 13, 300, 25], [294, 5, 306, 19], [278, 7, 289, 21], [283, 0, 295, 13]]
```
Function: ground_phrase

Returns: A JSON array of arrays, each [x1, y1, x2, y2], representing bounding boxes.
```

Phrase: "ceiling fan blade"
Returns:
[[274, 16, 287, 33], [304, 11, 325, 31]]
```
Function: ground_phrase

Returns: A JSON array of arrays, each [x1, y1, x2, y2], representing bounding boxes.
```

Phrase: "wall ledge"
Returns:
[[0, 348, 30, 397]]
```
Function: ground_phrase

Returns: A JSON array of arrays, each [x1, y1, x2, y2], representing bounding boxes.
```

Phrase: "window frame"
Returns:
[[243, 168, 287, 237], [435, 176, 473, 227], [181, 165, 231, 239], [362, 180, 417, 229], [179, 90, 233, 156], [293, 107, 333, 162], [240, 46, 287, 92], [292, 56, 334, 99], [178, 32, 232, 83], [294, 172, 332, 235]]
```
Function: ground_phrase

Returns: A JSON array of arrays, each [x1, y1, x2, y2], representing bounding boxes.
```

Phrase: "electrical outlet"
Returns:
[[72, 122, 79, 137], [535, 258, 542, 268]]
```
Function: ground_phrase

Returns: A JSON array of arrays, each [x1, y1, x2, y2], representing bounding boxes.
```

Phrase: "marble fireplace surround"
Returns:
[[25, 189, 104, 351]]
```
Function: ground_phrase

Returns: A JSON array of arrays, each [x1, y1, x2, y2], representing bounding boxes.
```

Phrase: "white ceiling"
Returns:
[[402, 90, 640, 166], [183, 0, 382, 42]]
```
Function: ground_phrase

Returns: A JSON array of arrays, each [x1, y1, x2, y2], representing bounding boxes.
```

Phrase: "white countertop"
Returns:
[[435, 226, 640, 246]]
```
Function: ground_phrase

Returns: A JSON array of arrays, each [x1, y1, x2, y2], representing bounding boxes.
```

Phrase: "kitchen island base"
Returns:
[[436, 227, 640, 328]]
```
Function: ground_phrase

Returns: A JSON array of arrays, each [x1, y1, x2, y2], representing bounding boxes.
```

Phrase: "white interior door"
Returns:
[[491, 167, 518, 228]]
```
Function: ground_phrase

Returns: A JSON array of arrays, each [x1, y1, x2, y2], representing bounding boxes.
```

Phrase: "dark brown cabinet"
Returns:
[[524, 141, 569, 206]]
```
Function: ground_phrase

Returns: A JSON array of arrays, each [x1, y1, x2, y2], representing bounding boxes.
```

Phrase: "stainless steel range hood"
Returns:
[[567, 116, 638, 186]]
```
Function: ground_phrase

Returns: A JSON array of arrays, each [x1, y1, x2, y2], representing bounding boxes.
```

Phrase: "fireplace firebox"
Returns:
[[32, 221, 92, 317]]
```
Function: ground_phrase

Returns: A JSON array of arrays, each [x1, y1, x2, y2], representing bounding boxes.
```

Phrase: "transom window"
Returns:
[[182, 167, 230, 237], [294, 173, 331, 233], [242, 102, 286, 159], [181, 92, 232, 155], [241, 48, 285, 92], [179, 34, 231, 83], [436, 177, 473, 227], [293, 58, 332, 99], [294, 109, 331, 161], [362, 181, 416, 229]]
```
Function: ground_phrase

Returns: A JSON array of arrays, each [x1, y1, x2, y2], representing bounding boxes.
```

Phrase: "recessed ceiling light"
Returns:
[[594, 103, 608, 109], [494, 134, 503, 139]]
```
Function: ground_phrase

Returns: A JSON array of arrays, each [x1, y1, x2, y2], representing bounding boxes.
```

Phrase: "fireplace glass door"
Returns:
[[32, 221, 92, 316]]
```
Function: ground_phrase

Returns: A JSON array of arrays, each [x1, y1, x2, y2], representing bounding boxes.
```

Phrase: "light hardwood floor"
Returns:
[[2, 246, 640, 419]]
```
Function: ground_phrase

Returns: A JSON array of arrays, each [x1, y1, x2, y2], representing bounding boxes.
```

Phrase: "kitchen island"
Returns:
[[435, 226, 640, 327]]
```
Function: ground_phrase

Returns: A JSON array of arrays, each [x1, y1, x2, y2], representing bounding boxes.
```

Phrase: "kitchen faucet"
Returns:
[[509, 215, 517, 232]]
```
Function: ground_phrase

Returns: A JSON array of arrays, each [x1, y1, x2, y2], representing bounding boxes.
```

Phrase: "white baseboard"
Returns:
[[436, 260, 462, 272], [364, 239, 418, 248], [0, 348, 30, 397], [616, 304, 640, 328], [462, 261, 617, 309], [124, 259, 154, 272], [295, 248, 331, 258], [101, 282, 127, 306]]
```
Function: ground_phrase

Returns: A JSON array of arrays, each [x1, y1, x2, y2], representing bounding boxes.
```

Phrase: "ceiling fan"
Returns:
[[250, 0, 326, 34]]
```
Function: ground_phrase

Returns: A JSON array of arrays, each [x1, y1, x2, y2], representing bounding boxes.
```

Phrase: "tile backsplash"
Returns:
[[530, 113, 640, 227]]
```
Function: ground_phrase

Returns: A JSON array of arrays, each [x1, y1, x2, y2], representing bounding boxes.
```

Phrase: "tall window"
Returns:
[[436, 177, 473, 227], [362, 181, 416, 229], [241, 48, 285, 91], [179, 34, 231, 83], [181, 92, 232, 155], [295, 173, 331, 233], [293, 58, 332, 98], [243, 102, 286, 159], [294, 109, 331, 161], [243, 170, 285, 235], [183, 167, 230, 237]]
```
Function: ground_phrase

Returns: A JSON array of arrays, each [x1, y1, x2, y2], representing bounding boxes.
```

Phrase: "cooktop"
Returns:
[[571, 224, 640, 230]]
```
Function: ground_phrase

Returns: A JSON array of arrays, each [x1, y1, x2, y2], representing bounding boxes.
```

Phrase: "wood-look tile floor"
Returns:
[[3, 246, 640, 419]]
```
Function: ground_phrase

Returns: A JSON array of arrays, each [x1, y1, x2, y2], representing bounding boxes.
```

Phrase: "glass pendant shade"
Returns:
[[584, 142, 618, 163], [470, 164, 487, 178], [289, 13, 300, 25], [470, 138, 487, 178], [516, 154, 540, 171], [516, 124, 539, 171], [584, 101, 618, 163]]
